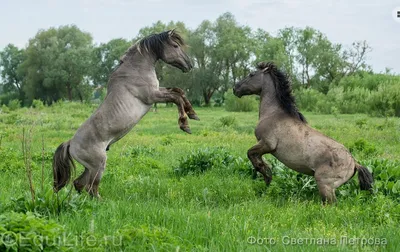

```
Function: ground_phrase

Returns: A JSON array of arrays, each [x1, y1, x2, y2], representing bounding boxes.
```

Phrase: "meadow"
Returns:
[[0, 102, 400, 251]]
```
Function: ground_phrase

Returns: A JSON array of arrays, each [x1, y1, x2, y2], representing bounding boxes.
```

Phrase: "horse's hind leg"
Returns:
[[74, 168, 90, 193], [86, 160, 106, 198], [316, 181, 336, 204], [314, 168, 337, 204], [70, 145, 107, 198], [247, 141, 273, 185]]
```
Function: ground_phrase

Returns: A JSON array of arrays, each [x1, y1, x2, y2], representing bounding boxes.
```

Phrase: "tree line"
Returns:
[[0, 12, 398, 115]]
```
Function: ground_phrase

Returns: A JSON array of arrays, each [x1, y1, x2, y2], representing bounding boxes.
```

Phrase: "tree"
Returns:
[[342, 40, 372, 75], [277, 27, 298, 81], [91, 38, 131, 87], [21, 25, 93, 104], [187, 20, 219, 105], [253, 29, 289, 71], [0, 44, 26, 103], [187, 13, 254, 105], [213, 13, 253, 85]]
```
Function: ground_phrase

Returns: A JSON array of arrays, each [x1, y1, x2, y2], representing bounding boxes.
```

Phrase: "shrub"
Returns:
[[367, 82, 400, 117], [0, 148, 23, 172], [295, 88, 327, 113], [174, 147, 257, 177], [224, 89, 258, 112], [7, 187, 92, 216], [0, 92, 18, 106], [0, 104, 10, 113], [124, 146, 155, 158], [117, 225, 186, 250], [7, 99, 21, 111], [349, 139, 378, 156], [0, 211, 67, 251], [362, 158, 400, 198], [174, 147, 233, 176], [219, 115, 237, 127], [31, 99, 45, 109]]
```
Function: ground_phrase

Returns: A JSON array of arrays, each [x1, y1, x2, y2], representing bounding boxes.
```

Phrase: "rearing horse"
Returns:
[[53, 30, 199, 197], [233, 62, 373, 204]]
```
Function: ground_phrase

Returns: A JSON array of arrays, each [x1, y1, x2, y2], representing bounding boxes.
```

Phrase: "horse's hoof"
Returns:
[[181, 127, 192, 134], [188, 114, 200, 121]]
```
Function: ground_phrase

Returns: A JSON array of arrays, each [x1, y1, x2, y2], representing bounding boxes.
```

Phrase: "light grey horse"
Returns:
[[233, 62, 373, 204], [53, 30, 199, 197]]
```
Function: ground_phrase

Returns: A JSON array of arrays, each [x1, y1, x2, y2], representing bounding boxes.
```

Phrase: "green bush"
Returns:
[[8, 188, 91, 216], [368, 82, 400, 117], [349, 138, 378, 156], [0, 104, 10, 113], [174, 147, 233, 176], [7, 99, 21, 111], [0, 148, 23, 172], [124, 146, 156, 158], [31, 99, 45, 109], [0, 93, 19, 106], [357, 158, 400, 199], [224, 89, 258, 112], [326, 86, 371, 114], [117, 225, 186, 251], [0, 211, 67, 251], [219, 115, 237, 127], [294, 73, 400, 116], [295, 88, 328, 113]]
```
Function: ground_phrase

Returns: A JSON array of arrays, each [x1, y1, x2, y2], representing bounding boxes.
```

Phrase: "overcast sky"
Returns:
[[1, 0, 399, 73]]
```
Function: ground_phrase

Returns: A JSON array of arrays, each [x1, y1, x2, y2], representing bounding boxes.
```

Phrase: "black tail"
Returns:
[[52, 140, 75, 192], [356, 164, 373, 191]]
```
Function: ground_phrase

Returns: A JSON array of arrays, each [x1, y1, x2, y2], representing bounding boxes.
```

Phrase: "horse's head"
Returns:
[[233, 62, 270, 97], [161, 30, 192, 73]]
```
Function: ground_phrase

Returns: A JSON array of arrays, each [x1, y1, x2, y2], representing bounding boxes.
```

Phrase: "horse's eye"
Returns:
[[173, 44, 179, 48]]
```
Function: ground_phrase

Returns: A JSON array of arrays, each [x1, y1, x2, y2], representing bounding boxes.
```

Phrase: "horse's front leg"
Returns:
[[247, 141, 273, 186], [148, 89, 191, 134], [160, 87, 200, 121]]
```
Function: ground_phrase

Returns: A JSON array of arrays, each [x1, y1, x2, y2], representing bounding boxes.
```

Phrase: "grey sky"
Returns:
[[1, 0, 399, 73]]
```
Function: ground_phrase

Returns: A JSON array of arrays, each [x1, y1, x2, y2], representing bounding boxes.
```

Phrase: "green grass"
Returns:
[[0, 103, 399, 251]]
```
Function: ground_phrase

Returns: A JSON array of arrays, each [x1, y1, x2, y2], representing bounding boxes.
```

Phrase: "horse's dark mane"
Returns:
[[120, 30, 185, 62], [257, 62, 307, 123]]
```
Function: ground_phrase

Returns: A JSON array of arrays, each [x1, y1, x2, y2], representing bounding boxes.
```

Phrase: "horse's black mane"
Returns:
[[120, 30, 185, 62], [257, 62, 307, 123]]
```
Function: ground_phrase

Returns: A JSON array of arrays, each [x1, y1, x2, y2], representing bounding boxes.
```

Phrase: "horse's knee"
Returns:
[[171, 87, 184, 95], [247, 149, 256, 160]]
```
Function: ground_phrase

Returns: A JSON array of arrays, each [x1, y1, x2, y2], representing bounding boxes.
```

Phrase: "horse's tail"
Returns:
[[52, 140, 76, 192], [355, 163, 373, 191]]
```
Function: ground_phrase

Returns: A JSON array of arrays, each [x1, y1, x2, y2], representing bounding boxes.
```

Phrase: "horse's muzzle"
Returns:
[[233, 86, 241, 97]]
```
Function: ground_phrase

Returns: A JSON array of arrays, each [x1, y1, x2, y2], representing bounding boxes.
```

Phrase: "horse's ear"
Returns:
[[261, 67, 269, 73], [168, 29, 176, 36], [257, 62, 269, 72]]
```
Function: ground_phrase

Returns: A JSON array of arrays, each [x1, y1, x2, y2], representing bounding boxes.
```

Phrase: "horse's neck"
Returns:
[[259, 81, 281, 120], [108, 49, 159, 94], [121, 47, 157, 72]]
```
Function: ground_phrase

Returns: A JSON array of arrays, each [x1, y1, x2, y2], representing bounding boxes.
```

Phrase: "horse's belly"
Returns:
[[272, 153, 315, 176], [109, 101, 151, 141]]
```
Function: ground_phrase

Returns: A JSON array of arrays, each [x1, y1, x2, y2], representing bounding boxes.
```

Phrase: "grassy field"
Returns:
[[0, 103, 400, 251]]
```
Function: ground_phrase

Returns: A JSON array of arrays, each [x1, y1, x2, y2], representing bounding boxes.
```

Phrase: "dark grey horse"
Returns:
[[233, 62, 373, 204], [53, 30, 199, 197]]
